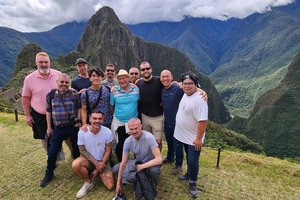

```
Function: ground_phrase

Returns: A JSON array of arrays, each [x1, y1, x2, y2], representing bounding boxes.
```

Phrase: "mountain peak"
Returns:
[[89, 6, 123, 28]]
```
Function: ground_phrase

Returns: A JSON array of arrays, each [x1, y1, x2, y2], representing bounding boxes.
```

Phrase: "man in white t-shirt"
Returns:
[[174, 72, 208, 199], [72, 111, 114, 198]]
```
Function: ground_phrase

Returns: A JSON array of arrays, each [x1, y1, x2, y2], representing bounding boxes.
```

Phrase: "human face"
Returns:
[[128, 121, 142, 140], [36, 55, 50, 75], [129, 68, 140, 83], [182, 78, 197, 96], [117, 75, 130, 89], [90, 72, 102, 86], [90, 113, 103, 130], [76, 63, 88, 76], [57, 76, 70, 93], [160, 70, 173, 88], [140, 63, 152, 80], [105, 66, 115, 79]]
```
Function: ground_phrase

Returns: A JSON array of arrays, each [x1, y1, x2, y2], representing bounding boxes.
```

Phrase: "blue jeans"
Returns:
[[174, 137, 184, 167], [164, 122, 175, 161], [46, 125, 80, 174], [176, 139, 201, 182]]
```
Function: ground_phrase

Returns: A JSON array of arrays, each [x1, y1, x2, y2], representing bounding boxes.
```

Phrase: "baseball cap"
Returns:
[[75, 58, 87, 65]]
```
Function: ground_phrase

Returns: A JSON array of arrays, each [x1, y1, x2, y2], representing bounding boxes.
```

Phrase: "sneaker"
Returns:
[[162, 158, 174, 164], [189, 181, 199, 198], [178, 173, 189, 181], [40, 172, 54, 187], [76, 182, 94, 199], [172, 166, 182, 175]]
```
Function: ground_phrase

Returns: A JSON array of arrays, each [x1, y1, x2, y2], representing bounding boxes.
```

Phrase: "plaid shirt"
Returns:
[[46, 89, 80, 126]]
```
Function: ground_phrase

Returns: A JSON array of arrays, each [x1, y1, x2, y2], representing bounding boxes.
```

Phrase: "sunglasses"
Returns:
[[141, 67, 151, 72], [106, 69, 115, 72], [60, 81, 69, 84], [130, 72, 139, 75]]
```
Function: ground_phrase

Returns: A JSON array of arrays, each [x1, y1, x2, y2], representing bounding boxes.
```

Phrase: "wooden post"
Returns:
[[15, 109, 18, 122], [216, 146, 221, 168]]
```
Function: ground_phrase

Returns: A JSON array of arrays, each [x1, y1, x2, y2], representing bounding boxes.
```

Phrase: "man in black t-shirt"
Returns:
[[136, 61, 164, 150], [71, 58, 92, 93]]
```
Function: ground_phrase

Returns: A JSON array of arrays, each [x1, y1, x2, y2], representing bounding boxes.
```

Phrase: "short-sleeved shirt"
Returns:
[[78, 126, 113, 161], [22, 69, 62, 114], [110, 85, 140, 122], [174, 92, 208, 145], [46, 89, 80, 126], [101, 79, 118, 88], [71, 75, 92, 92], [123, 131, 158, 163], [161, 84, 184, 125], [81, 86, 112, 125], [136, 76, 163, 116]]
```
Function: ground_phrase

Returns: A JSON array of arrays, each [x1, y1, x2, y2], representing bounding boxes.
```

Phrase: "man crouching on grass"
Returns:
[[72, 111, 114, 199]]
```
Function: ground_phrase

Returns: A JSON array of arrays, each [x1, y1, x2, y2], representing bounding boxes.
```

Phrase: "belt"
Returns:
[[54, 124, 72, 128]]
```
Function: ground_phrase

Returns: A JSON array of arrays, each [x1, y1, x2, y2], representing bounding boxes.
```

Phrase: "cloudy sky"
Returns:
[[0, 0, 294, 32]]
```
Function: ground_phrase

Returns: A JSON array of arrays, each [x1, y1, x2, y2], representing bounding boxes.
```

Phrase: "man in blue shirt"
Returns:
[[110, 69, 140, 162]]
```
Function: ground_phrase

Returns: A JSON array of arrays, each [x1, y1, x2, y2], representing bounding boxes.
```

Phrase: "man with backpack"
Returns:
[[80, 68, 112, 129]]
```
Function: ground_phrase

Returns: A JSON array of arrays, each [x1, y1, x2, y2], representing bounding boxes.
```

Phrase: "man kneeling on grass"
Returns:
[[72, 111, 114, 199]]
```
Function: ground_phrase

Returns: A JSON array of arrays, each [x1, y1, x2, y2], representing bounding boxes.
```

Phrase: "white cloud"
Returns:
[[0, 0, 294, 32]]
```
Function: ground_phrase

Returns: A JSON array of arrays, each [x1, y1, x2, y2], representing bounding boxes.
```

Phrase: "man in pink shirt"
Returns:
[[22, 52, 62, 151]]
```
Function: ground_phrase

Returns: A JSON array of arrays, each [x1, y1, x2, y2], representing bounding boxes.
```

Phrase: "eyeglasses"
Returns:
[[130, 72, 139, 75], [141, 68, 151, 72], [182, 82, 195, 86], [106, 69, 115, 72], [60, 81, 69, 84]]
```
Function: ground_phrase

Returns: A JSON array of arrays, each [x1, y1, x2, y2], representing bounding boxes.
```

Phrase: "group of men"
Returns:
[[22, 51, 208, 199]]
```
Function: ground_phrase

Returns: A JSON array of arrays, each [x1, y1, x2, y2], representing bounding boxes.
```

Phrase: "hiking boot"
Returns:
[[178, 173, 189, 181], [40, 172, 54, 187], [189, 181, 199, 198], [172, 166, 182, 175], [76, 181, 94, 199], [162, 158, 174, 164]]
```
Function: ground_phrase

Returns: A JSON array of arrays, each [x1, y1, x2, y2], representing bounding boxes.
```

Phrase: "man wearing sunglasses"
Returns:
[[102, 63, 118, 88], [40, 73, 81, 187], [136, 61, 164, 151], [129, 67, 140, 84]]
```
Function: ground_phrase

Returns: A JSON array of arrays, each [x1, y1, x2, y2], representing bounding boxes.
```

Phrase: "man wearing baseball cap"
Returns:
[[71, 58, 92, 93]]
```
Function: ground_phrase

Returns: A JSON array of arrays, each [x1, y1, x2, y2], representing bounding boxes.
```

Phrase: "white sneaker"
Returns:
[[76, 182, 94, 199]]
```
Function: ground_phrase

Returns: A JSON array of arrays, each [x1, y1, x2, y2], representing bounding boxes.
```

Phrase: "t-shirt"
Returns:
[[71, 75, 92, 92], [77, 126, 113, 161], [123, 131, 158, 163], [81, 86, 112, 125], [161, 84, 184, 125], [174, 92, 208, 145], [136, 76, 163, 116], [110, 85, 140, 122], [22, 69, 61, 114]]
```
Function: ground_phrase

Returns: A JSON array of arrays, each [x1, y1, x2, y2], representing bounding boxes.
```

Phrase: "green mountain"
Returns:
[[77, 6, 231, 124], [228, 53, 300, 158], [128, 1, 300, 117], [0, 21, 86, 87]]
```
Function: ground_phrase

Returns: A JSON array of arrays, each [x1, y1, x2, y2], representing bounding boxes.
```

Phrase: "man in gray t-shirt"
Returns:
[[115, 118, 162, 197]]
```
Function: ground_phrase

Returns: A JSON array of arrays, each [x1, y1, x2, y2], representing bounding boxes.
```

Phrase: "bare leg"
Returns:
[[72, 157, 91, 183], [41, 139, 47, 152], [157, 139, 162, 151]]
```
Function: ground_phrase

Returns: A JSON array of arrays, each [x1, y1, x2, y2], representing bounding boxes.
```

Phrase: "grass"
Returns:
[[0, 112, 299, 199]]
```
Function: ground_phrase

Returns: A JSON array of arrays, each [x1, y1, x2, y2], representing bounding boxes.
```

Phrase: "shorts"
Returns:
[[87, 160, 112, 174], [141, 114, 164, 140], [30, 108, 47, 140]]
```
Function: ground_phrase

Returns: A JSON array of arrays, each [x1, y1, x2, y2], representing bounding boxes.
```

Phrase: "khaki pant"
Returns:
[[141, 114, 164, 140]]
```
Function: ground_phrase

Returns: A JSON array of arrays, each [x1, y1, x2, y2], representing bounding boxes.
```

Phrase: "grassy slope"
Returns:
[[0, 112, 299, 199]]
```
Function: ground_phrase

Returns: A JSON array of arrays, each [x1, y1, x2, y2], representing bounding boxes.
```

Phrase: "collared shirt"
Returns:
[[22, 69, 62, 114], [110, 85, 140, 122], [46, 89, 80, 126]]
